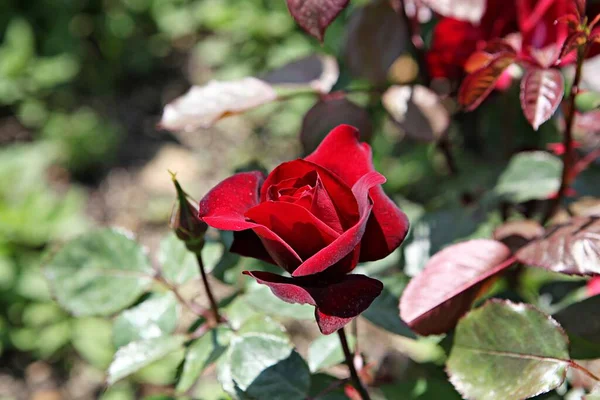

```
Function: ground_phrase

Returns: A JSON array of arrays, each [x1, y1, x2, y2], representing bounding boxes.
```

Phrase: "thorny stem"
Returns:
[[196, 254, 222, 324], [543, 45, 587, 224], [338, 328, 371, 400], [570, 360, 600, 382]]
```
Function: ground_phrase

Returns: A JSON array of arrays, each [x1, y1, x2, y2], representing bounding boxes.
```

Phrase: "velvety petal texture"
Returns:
[[305, 124, 410, 261], [243, 271, 383, 334], [197, 124, 409, 334]]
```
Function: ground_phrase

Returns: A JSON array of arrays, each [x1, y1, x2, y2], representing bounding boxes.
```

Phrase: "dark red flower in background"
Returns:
[[198, 125, 409, 334], [426, 0, 518, 80]]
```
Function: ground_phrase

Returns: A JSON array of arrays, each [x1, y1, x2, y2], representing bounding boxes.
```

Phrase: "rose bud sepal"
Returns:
[[170, 172, 208, 255]]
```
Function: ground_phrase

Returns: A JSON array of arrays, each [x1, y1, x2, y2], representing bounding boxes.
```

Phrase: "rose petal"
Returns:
[[198, 171, 302, 270], [243, 270, 383, 334], [305, 125, 410, 261], [245, 201, 339, 263], [292, 171, 384, 277], [230, 230, 275, 264], [267, 170, 343, 233], [261, 159, 359, 229]]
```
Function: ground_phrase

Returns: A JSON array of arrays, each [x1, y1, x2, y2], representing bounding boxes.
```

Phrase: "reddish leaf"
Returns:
[[286, 0, 350, 41], [421, 0, 486, 23], [382, 85, 450, 141], [458, 52, 516, 111], [399, 239, 514, 336], [464, 51, 496, 74], [262, 54, 339, 94], [493, 220, 545, 252], [482, 39, 518, 54], [300, 95, 372, 155], [519, 68, 564, 130], [343, 0, 409, 85], [516, 216, 600, 275]]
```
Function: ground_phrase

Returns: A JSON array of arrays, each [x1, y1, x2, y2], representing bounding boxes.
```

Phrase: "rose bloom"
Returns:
[[198, 125, 409, 334]]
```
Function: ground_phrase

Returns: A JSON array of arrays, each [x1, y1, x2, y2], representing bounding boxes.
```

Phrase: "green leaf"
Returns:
[[72, 318, 115, 369], [237, 315, 290, 341], [308, 333, 355, 372], [447, 300, 570, 400], [380, 379, 462, 400], [223, 295, 261, 329], [552, 295, 600, 359], [575, 91, 600, 112], [113, 292, 179, 348], [362, 275, 415, 338], [229, 334, 310, 400], [107, 335, 186, 385], [308, 373, 347, 400], [244, 282, 314, 320], [158, 232, 199, 286], [495, 152, 562, 203], [45, 228, 154, 316], [177, 327, 233, 393]]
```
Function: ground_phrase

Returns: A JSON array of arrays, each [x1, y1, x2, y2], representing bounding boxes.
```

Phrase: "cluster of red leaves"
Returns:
[[449, 0, 600, 129]]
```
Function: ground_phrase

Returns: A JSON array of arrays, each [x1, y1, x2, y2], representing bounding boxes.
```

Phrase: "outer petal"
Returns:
[[198, 171, 302, 270], [243, 271, 383, 335], [261, 159, 359, 229], [305, 125, 409, 262], [292, 171, 384, 277], [245, 201, 339, 262]]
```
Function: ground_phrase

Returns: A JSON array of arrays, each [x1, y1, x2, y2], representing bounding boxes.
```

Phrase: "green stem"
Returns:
[[338, 328, 371, 400], [196, 254, 222, 324]]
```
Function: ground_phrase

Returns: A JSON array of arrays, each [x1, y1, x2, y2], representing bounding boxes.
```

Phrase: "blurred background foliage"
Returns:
[[0, 0, 324, 398], [1, 0, 599, 399]]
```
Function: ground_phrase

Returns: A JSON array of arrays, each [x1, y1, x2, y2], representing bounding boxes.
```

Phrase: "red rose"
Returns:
[[198, 125, 409, 334], [426, 0, 518, 80]]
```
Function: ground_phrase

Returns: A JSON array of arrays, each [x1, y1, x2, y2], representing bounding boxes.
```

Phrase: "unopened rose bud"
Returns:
[[170, 173, 208, 254]]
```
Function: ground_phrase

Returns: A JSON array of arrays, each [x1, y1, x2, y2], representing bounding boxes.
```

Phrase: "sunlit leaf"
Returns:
[[308, 333, 355, 372], [263, 54, 339, 94], [516, 216, 600, 276], [286, 0, 349, 41], [344, 0, 409, 85], [447, 300, 570, 400], [158, 232, 199, 286], [177, 327, 233, 393], [520, 68, 564, 130], [112, 292, 179, 348], [228, 334, 310, 400], [45, 229, 153, 317], [107, 335, 186, 385], [458, 52, 516, 111], [421, 0, 486, 23], [494, 151, 562, 203], [400, 239, 513, 335], [159, 78, 277, 132], [300, 95, 372, 154], [383, 85, 450, 141], [244, 284, 314, 320]]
